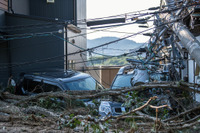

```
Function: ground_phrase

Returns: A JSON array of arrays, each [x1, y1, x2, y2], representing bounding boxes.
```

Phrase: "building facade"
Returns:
[[0, 0, 87, 86]]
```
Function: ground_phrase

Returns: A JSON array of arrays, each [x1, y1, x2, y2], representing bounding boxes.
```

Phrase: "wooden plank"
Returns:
[[0, 4, 8, 11], [0, 0, 8, 6], [0, 0, 8, 11]]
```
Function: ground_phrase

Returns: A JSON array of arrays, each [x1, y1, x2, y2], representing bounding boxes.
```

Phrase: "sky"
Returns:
[[87, 0, 160, 43]]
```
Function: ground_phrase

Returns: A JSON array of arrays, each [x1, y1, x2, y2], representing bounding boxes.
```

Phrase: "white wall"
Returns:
[[188, 59, 195, 83], [67, 0, 87, 70], [181, 60, 187, 80]]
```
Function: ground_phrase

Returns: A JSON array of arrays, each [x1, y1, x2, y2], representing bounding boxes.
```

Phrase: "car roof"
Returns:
[[24, 70, 91, 83]]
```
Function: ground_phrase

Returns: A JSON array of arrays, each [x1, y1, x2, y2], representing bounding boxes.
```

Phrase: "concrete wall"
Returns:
[[188, 59, 195, 83]]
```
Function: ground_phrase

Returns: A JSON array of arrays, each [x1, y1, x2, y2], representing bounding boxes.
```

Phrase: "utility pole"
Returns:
[[64, 24, 81, 70], [163, 0, 200, 67], [64, 25, 68, 70]]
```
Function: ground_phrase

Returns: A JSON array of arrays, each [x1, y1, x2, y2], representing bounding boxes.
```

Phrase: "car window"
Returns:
[[23, 79, 44, 93], [43, 83, 61, 92], [111, 74, 133, 89], [23, 78, 62, 93], [64, 77, 104, 91]]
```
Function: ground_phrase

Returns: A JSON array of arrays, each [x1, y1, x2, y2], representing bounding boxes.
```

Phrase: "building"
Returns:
[[0, 0, 87, 86]]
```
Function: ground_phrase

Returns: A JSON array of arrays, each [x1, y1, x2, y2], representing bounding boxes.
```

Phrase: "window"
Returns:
[[23, 79, 43, 93], [43, 83, 61, 92], [64, 77, 104, 91], [111, 74, 133, 89]]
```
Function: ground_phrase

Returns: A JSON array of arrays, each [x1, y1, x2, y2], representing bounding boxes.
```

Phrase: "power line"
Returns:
[[0, 30, 63, 40], [0, 21, 68, 30], [0, 39, 60, 51], [0, 18, 182, 70], [0, 42, 144, 71], [0, 18, 150, 41], [0, 2, 197, 33], [80, 53, 111, 87], [1, 3, 193, 40]]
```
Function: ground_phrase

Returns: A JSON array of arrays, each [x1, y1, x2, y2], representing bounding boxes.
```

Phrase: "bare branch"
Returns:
[[164, 106, 200, 122]]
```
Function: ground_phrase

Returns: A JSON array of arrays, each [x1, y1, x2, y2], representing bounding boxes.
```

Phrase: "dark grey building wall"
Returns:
[[0, 10, 5, 25], [30, 0, 76, 21], [0, 10, 9, 86], [5, 14, 65, 82], [12, 0, 30, 15], [0, 42, 10, 86], [0, 0, 78, 86]]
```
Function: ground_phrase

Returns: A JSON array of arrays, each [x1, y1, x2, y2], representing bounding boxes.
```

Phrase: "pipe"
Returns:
[[164, 0, 200, 67], [8, 0, 14, 14], [172, 22, 200, 67]]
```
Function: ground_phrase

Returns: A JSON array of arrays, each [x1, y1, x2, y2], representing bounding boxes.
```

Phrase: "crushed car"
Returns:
[[15, 69, 125, 117], [16, 70, 105, 108], [99, 62, 171, 118], [16, 70, 104, 95]]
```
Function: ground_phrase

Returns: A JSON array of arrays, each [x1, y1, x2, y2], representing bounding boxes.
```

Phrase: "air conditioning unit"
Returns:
[[47, 0, 55, 3]]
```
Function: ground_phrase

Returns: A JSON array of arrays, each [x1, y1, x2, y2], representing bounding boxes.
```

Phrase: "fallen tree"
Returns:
[[0, 81, 198, 104], [0, 81, 200, 132]]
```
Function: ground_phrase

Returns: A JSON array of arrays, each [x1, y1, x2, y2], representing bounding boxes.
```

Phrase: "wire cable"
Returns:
[[0, 18, 182, 70]]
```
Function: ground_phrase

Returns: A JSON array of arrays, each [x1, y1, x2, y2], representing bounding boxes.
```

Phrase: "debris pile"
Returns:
[[0, 82, 200, 132]]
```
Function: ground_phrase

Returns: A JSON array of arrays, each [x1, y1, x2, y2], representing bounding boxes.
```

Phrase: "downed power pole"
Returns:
[[163, 0, 200, 67]]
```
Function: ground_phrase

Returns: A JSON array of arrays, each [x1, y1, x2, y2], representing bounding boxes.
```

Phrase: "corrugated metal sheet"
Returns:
[[0, 0, 8, 11], [29, 0, 76, 22]]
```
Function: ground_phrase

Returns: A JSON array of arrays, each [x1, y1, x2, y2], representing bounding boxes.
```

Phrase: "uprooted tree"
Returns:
[[1, 81, 200, 132]]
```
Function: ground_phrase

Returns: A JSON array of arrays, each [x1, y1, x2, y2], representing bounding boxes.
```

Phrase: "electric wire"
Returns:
[[0, 11, 186, 70], [0, 3, 190, 31], [1, 2, 195, 40], [80, 53, 111, 87], [0, 21, 178, 71], [0, 1, 197, 33], [0, 1, 198, 81], [0, 42, 145, 71]]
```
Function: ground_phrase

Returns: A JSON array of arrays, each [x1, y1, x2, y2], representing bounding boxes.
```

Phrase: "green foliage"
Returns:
[[89, 109, 98, 116], [37, 97, 85, 111], [69, 114, 75, 119], [122, 91, 142, 109], [38, 97, 63, 110], [68, 118, 81, 129], [87, 56, 137, 66], [112, 128, 125, 133], [82, 120, 112, 133], [5, 86, 15, 94], [161, 108, 169, 119], [124, 118, 138, 132], [92, 99, 100, 107]]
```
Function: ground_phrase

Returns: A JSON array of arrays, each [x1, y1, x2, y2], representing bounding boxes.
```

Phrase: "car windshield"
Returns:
[[64, 77, 104, 91], [111, 74, 133, 89]]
